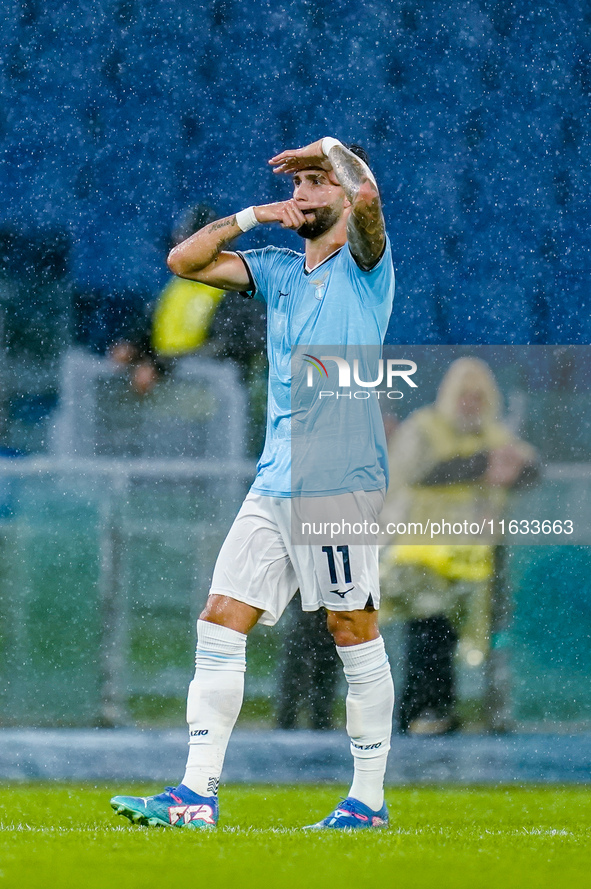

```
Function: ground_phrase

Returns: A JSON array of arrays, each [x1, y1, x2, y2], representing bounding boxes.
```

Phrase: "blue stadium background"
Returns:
[[0, 1, 589, 743], [0, 0, 588, 346]]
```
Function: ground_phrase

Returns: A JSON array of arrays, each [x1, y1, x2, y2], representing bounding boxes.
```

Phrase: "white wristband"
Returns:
[[321, 137, 342, 156], [235, 206, 260, 232]]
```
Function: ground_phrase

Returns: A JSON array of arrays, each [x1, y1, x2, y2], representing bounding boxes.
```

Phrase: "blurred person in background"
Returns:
[[109, 204, 266, 395], [276, 596, 340, 731], [380, 357, 539, 735]]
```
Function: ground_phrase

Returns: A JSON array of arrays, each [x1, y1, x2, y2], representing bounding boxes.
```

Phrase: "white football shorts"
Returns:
[[209, 490, 383, 626]]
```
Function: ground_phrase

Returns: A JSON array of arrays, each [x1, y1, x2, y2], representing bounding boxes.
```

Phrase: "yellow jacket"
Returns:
[[382, 360, 536, 582], [152, 277, 225, 357]]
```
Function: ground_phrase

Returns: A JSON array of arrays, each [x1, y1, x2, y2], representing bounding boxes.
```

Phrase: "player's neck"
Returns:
[[304, 220, 347, 272]]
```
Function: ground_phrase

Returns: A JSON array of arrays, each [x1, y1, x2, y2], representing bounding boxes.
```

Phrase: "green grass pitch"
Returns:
[[1, 785, 590, 889]]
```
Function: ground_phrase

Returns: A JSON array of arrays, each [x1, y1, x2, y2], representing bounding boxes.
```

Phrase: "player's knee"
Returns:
[[326, 610, 379, 647], [199, 594, 262, 635]]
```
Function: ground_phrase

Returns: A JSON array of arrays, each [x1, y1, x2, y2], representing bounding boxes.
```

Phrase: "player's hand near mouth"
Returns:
[[253, 199, 323, 229]]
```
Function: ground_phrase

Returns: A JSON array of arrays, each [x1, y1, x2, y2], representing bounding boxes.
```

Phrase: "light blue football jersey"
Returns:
[[237, 238, 395, 497]]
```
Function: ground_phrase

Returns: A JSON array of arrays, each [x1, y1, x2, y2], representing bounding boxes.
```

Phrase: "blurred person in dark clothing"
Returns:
[[276, 595, 340, 730]]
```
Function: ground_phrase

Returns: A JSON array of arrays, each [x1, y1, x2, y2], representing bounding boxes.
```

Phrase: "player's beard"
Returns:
[[296, 205, 341, 240]]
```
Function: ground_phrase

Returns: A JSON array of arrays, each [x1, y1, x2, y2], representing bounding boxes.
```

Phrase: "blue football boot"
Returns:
[[110, 784, 218, 829], [304, 796, 389, 830]]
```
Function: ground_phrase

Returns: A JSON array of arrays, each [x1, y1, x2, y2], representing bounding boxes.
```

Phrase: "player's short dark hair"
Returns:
[[346, 144, 371, 166]]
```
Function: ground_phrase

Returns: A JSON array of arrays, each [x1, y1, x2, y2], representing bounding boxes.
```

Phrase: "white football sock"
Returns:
[[337, 636, 394, 811], [182, 619, 246, 797]]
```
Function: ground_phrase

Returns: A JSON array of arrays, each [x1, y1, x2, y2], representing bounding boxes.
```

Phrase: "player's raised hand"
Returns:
[[254, 199, 310, 229], [268, 140, 330, 175]]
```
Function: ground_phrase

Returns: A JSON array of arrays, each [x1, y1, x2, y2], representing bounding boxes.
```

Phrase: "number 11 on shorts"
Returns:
[[321, 545, 352, 584]]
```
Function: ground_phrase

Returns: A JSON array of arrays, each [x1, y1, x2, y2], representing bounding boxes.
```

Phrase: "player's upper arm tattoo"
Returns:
[[328, 146, 386, 270]]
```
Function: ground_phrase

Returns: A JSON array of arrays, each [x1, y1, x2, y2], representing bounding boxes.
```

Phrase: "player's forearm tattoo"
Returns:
[[204, 215, 238, 263], [210, 216, 237, 232], [328, 146, 386, 270]]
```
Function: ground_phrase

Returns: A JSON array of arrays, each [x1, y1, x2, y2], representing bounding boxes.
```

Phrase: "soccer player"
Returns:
[[110, 137, 396, 830]]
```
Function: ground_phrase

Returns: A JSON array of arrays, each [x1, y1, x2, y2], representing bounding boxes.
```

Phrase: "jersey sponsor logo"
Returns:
[[190, 729, 209, 736], [329, 587, 354, 598], [168, 804, 216, 826], [278, 290, 289, 299]]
